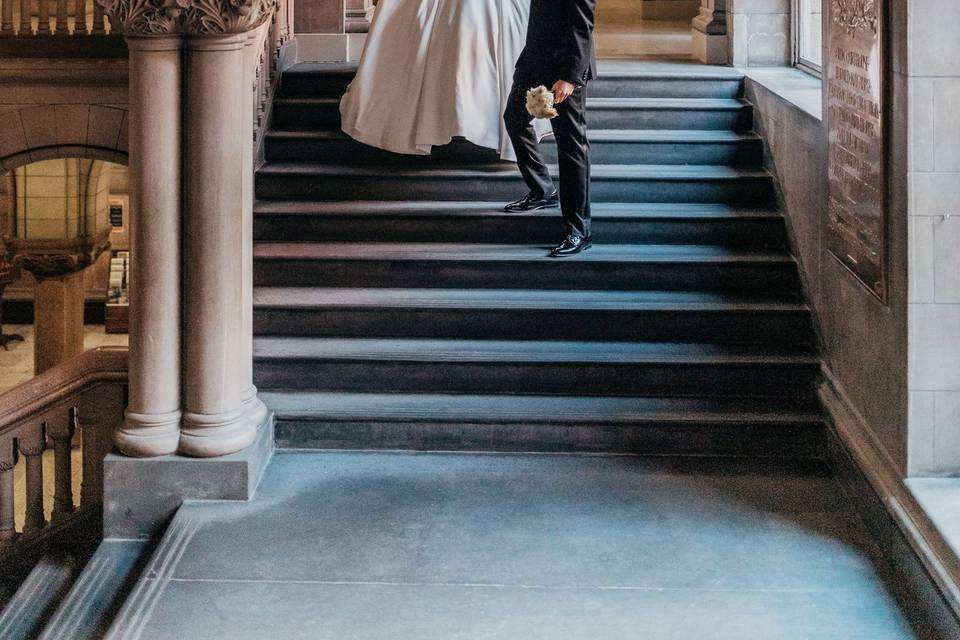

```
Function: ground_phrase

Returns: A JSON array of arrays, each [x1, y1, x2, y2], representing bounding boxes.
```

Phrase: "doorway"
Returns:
[[596, 0, 697, 59]]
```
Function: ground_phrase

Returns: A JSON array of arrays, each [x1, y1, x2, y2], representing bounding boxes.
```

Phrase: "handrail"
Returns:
[[0, 347, 128, 560]]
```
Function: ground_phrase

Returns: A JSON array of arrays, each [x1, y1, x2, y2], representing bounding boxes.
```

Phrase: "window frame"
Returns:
[[792, 0, 823, 78]]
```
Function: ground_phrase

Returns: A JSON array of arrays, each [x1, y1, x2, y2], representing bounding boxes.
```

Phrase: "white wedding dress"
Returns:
[[340, 0, 548, 162]]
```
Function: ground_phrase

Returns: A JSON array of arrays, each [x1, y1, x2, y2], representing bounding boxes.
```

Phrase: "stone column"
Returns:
[[113, 35, 183, 458], [344, 0, 374, 33], [179, 33, 257, 458], [692, 0, 728, 64], [241, 31, 269, 431], [32, 271, 85, 375]]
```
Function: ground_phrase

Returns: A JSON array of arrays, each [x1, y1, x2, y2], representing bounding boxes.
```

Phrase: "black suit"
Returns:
[[505, 0, 597, 239]]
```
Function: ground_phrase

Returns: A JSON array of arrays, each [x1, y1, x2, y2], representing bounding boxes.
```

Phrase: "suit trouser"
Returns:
[[504, 81, 592, 239]]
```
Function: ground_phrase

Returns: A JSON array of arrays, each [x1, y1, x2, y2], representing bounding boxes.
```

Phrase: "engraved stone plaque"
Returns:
[[827, 0, 887, 300]]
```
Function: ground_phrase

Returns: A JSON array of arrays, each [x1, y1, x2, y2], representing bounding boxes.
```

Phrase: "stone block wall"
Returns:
[[727, 0, 791, 67], [904, 0, 960, 476]]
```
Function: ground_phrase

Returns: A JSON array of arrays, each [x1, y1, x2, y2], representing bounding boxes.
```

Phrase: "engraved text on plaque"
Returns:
[[827, 0, 887, 300]]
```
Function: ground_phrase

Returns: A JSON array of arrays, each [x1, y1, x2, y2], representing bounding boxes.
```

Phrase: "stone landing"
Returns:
[[104, 451, 933, 639]]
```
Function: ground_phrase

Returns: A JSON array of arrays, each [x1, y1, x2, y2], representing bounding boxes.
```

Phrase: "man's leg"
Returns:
[[504, 83, 555, 198], [551, 85, 591, 239]]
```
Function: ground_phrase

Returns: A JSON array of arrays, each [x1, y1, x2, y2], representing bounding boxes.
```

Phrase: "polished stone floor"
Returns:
[[596, 0, 693, 59], [0, 324, 128, 395], [117, 451, 934, 639]]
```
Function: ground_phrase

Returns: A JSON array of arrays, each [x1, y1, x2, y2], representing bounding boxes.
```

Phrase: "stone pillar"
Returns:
[[344, 0, 373, 33], [32, 271, 85, 375], [113, 36, 183, 458], [692, 0, 728, 64], [241, 31, 269, 432], [179, 33, 257, 458]]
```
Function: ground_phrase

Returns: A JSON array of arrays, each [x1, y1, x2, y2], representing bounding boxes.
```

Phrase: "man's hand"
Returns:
[[552, 80, 576, 104]]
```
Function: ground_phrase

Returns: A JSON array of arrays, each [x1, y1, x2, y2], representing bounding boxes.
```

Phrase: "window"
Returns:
[[794, 0, 823, 75]]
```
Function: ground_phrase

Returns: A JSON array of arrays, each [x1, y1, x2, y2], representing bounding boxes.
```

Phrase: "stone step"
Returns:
[[272, 97, 754, 132], [36, 540, 152, 640], [0, 554, 78, 640], [265, 391, 825, 457], [253, 337, 821, 398], [253, 201, 788, 248], [278, 61, 746, 100], [252, 242, 801, 295], [253, 287, 813, 345], [264, 129, 765, 166], [255, 163, 776, 205]]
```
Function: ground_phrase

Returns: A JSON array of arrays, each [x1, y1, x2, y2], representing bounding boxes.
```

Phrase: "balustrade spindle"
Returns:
[[0, 441, 16, 549], [55, 0, 67, 33], [19, 428, 46, 536], [75, 0, 87, 34], [48, 412, 76, 523], [38, 0, 50, 34], [91, 0, 104, 33], [19, 0, 31, 35], [2, 0, 13, 35]]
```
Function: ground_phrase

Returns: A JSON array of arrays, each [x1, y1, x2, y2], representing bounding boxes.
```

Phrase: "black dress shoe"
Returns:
[[550, 234, 592, 257], [504, 190, 560, 212]]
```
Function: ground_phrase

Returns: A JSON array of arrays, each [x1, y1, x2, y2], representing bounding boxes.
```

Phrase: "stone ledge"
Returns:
[[821, 373, 960, 634], [741, 67, 823, 120], [103, 417, 275, 539]]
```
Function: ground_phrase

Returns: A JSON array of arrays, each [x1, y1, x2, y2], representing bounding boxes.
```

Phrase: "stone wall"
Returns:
[[727, 0, 790, 66], [904, 0, 960, 476]]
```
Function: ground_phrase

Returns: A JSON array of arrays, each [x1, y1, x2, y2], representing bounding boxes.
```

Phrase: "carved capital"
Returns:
[[98, 0, 277, 36], [98, 0, 188, 35], [6, 230, 111, 280]]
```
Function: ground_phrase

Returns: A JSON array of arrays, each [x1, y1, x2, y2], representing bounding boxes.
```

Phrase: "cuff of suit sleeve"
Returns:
[[560, 69, 585, 86]]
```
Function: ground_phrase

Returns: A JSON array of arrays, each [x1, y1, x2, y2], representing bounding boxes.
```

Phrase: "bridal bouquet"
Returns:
[[526, 86, 558, 119]]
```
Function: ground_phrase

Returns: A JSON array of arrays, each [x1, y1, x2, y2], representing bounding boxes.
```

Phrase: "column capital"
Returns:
[[99, 0, 276, 37]]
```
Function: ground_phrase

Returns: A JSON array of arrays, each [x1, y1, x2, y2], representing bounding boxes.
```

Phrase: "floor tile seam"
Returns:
[[161, 577, 865, 595]]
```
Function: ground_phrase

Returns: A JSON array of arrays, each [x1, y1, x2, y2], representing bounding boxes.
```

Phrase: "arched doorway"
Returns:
[[0, 157, 130, 394]]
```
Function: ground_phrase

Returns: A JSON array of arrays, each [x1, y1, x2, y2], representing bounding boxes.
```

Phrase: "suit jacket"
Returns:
[[515, 0, 598, 86]]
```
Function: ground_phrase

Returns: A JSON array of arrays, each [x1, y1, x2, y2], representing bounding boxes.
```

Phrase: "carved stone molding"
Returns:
[[98, 0, 277, 36], [5, 230, 111, 280], [97, 0, 187, 35], [181, 0, 276, 36], [832, 0, 878, 35]]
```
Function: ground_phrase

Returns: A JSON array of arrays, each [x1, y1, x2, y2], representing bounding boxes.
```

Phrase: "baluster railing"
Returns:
[[37, 0, 50, 34], [19, 425, 46, 536], [0, 348, 127, 563], [253, 0, 294, 166], [48, 408, 76, 523], [91, 0, 105, 33], [0, 439, 16, 552], [76, 0, 88, 34], [1, 0, 13, 35], [55, 0, 68, 34], [18, 0, 31, 35]]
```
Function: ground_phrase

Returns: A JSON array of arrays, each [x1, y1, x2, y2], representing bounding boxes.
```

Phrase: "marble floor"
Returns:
[[596, 0, 694, 59], [0, 324, 129, 395], [113, 451, 936, 639]]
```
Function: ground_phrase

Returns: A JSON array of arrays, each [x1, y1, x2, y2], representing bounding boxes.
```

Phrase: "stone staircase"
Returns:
[[253, 60, 824, 457]]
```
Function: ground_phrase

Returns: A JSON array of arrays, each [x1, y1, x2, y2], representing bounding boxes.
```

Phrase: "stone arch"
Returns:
[[0, 104, 129, 173]]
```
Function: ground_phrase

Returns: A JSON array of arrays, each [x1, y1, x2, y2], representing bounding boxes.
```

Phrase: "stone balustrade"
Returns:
[[0, 347, 126, 559], [0, 0, 110, 36]]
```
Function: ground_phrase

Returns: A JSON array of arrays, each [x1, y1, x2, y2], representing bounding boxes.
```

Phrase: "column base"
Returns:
[[179, 407, 258, 458], [114, 409, 182, 458], [692, 29, 729, 64], [104, 416, 274, 538], [242, 385, 270, 430]]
